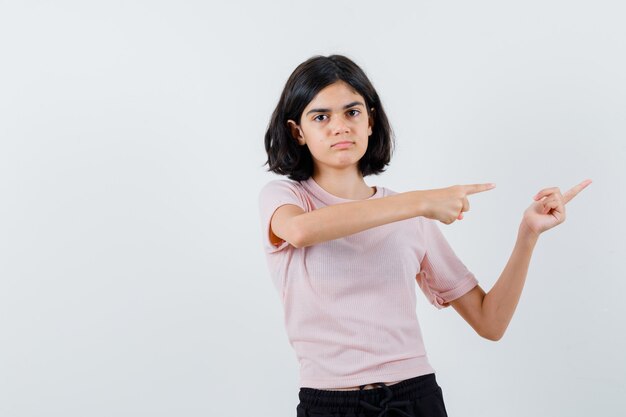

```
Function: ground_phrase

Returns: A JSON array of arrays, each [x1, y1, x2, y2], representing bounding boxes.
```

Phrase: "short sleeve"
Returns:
[[416, 218, 479, 309], [257, 179, 309, 254]]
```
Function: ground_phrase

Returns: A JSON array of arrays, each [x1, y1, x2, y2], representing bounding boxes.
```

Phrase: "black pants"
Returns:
[[296, 373, 448, 417]]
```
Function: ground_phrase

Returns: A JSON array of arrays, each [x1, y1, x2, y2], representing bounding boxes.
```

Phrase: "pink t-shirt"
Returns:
[[257, 176, 478, 389]]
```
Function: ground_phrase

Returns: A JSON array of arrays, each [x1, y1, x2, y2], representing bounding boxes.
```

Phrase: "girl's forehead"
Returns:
[[306, 81, 364, 108]]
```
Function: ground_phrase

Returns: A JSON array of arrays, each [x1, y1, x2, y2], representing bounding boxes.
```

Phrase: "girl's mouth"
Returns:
[[332, 141, 354, 148]]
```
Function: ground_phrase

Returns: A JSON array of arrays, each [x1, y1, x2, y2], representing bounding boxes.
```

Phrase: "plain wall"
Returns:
[[1, 1, 624, 416]]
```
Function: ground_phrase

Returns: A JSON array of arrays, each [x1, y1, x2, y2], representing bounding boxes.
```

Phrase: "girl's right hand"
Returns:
[[418, 183, 496, 224]]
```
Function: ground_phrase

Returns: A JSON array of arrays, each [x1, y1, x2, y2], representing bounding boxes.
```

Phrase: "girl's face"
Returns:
[[288, 81, 373, 177]]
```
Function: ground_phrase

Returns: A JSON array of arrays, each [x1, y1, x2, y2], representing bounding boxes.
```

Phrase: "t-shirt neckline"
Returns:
[[301, 176, 382, 205]]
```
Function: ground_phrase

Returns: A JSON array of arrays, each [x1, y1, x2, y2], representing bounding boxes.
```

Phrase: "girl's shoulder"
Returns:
[[259, 178, 305, 195], [258, 178, 311, 210]]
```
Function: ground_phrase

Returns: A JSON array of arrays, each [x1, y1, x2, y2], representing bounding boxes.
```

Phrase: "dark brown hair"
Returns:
[[263, 55, 395, 181]]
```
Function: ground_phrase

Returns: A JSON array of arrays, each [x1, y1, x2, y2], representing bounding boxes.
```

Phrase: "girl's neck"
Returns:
[[311, 169, 375, 200]]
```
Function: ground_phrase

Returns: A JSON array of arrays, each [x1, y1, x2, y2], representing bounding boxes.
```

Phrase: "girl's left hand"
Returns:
[[522, 179, 592, 236]]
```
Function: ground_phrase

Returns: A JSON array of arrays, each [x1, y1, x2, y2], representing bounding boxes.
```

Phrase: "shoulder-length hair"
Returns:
[[263, 55, 395, 181]]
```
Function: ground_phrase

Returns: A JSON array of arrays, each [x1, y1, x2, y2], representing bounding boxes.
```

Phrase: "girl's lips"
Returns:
[[332, 141, 354, 148]]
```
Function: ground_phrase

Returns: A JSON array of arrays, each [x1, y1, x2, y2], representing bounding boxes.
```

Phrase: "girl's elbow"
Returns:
[[481, 331, 503, 342], [290, 236, 306, 249], [286, 219, 308, 249], [286, 231, 305, 249], [478, 324, 505, 342]]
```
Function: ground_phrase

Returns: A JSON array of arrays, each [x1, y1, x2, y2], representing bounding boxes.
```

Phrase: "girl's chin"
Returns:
[[313, 152, 366, 168]]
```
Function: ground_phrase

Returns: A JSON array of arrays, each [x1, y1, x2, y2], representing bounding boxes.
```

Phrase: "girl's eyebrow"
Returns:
[[305, 101, 364, 116]]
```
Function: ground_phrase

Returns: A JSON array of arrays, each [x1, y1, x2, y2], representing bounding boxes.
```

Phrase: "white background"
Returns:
[[1, 1, 625, 416]]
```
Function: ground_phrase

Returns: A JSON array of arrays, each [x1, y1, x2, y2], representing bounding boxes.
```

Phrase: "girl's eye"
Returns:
[[348, 109, 361, 117], [313, 114, 328, 122]]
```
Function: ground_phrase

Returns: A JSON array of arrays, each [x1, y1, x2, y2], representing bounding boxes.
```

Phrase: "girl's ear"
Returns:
[[287, 120, 305, 145], [368, 108, 375, 136]]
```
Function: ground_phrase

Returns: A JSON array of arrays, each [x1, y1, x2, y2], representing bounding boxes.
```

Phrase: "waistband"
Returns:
[[298, 373, 440, 411]]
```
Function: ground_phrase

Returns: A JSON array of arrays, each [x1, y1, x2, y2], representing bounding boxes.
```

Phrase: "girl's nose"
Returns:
[[330, 119, 350, 135]]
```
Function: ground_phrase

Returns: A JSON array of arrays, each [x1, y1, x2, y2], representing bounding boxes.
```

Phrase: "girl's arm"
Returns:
[[449, 180, 592, 341], [270, 183, 495, 249], [449, 223, 538, 341]]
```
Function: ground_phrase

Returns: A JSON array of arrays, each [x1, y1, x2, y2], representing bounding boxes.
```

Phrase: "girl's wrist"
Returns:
[[518, 220, 540, 243], [409, 190, 430, 218]]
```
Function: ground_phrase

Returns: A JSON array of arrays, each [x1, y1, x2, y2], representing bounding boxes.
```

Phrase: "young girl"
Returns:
[[258, 54, 590, 417]]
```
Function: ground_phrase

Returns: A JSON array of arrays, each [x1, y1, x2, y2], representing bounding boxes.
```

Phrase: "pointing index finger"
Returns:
[[464, 183, 497, 195], [563, 179, 592, 204]]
